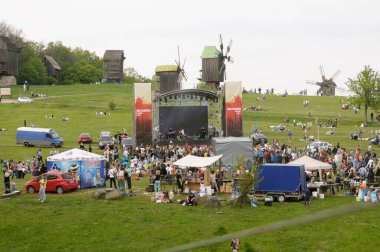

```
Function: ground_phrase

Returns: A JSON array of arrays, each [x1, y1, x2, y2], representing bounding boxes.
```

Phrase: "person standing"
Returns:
[[154, 168, 161, 193], [210, 170, 219, 193], [231, 238, 240, 252], [39, 174, 47, 203], [117, 166, 125, 192], [125, 165, 132, 190], [108, 165, 117, 189], [4, 169, 11, 193]]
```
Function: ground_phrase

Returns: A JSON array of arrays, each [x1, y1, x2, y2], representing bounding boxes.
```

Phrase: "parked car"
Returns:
[[250, 133, 268, 145], [25, 171, 78, 194], [99, 131, 111, 137], [99, 131, 114, 149], [77, 133, 93, 143], [121, 137, 133, 148], [17, 97, 35, 103], [307, 141, 331, 153]]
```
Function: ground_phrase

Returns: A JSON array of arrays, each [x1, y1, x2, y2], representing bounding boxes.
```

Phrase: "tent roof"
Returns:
[[47, 148, 106, 161], [173, 155, 222, 167], [212, 136, 252, 143], [288, 155, 331, 170]]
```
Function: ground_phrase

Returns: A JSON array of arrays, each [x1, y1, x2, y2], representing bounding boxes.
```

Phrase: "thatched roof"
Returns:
[[103, 50, 125, 61], [44, 55, 61, 70], [155, 65, 178, 73]]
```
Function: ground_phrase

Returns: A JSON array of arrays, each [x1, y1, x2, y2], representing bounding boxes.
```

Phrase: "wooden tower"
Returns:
[[155, 65, 183, 94], [103, 50, 125, 83], [43, 55, 61, 83]]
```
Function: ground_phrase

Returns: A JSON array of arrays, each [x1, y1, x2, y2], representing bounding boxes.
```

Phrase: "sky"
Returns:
[[2, 0, 380, 95]]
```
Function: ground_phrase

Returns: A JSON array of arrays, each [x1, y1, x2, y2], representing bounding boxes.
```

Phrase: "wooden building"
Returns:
[[155, 65, 182, 94], [200, 46, 224, 88], [43, 55, 61, 83], [0, 36, 22, 86], [103, 50, 125, 83]]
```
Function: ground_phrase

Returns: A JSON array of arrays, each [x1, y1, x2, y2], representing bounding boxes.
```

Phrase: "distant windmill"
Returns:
[[306, 66, 344, 96], [199, 34, 233, 89], [155, 46, 187, 94]]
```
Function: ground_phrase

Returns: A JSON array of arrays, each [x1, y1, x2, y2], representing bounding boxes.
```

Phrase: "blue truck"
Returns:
[[16, 127, 64, 147], [253, 164, 307, 202]]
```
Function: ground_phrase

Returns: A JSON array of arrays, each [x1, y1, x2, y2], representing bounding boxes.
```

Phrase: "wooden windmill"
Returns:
[[306, 66, 343, 96], [0, 36, 22, 86], [155, 46, 187, 94], [199, 34, 233, 89], [103, 50, 125, 83]]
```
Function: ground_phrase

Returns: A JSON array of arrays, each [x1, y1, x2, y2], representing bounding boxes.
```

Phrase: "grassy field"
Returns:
[[0, 84, 379, 251]]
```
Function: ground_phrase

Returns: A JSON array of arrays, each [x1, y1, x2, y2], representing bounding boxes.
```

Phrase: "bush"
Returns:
[[108, 100, 116, 111]]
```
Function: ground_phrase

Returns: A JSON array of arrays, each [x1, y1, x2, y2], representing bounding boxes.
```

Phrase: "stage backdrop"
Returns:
[[159, 106, 208, 137], [133, 83, 152, 145], [224, 81, 243, 137]]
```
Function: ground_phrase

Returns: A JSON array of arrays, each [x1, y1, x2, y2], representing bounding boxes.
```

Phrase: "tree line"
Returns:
[[0, 21, 151, 85]]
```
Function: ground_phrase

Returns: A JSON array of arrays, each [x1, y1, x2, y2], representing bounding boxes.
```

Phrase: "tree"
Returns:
[[346, 66, 380, 124], [17, 43, 47, 85], [233, 156, 262, 207], [123, 67, 151, 84], [0, 21, 24, 45]]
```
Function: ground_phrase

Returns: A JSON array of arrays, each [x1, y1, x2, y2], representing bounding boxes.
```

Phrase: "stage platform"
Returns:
[[153, 137, 212, 146]]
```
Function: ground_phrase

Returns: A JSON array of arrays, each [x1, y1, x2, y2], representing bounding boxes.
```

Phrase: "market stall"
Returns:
[[289, 155, 332, 195], [173, 155, 223, 193], [46, 148, 106, 188]]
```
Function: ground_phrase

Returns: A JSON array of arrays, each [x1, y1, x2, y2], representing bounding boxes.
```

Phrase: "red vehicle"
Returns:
[[77, 133, 93, 143], [25, 171, 78, 194]]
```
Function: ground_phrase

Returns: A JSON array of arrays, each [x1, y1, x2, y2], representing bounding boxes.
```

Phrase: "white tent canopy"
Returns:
[[289, 155, 332, 170], [47, 148, 106, 161], [173, 155, 223, 168]]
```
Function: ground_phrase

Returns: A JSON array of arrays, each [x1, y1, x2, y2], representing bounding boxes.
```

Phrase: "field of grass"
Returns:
[[0, 84, 379, 251]]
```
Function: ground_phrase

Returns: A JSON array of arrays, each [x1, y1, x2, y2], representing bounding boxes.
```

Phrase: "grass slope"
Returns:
[[0, 84, 379, 251]]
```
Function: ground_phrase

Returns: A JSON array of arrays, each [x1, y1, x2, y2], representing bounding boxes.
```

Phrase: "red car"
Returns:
[[77, 133, 93, 143], [25, 171, 78, 194]]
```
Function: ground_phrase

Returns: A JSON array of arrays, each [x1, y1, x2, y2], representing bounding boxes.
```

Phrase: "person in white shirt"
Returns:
[[108, 166, 117, 188]]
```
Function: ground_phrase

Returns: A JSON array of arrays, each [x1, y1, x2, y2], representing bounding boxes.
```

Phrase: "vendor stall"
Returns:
[[289, 155, 332, 194], [46, 148, 106, 188], [173, 155, 223, 193]]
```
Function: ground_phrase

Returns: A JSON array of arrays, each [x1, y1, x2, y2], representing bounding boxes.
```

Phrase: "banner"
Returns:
[[46, 160, 106, 188], [224, 81, 243, 137], [133, 83, 152, 145]]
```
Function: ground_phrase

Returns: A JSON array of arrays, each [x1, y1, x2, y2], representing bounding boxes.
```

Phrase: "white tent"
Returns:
[[289, 156, 332, 170], [173, 155, 223, 167], [46, 148, 106, 188], [47, 148, 105, 161]]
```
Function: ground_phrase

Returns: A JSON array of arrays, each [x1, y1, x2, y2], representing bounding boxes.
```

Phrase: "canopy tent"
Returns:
[[289, 155, 332, 181], [173, 155, 223, 168], [47, 148, 105, 161], [46, 148, 106, 188], [289, 156, 332, 170], [212, 137, 252, 166]]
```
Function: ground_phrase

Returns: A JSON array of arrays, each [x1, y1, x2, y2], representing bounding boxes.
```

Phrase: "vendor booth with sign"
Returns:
[[46, 148, 106, 188]]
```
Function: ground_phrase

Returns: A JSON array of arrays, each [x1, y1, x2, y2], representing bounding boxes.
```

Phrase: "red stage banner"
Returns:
[[133, 83, 152, 145], [224, 81, 243, 137]]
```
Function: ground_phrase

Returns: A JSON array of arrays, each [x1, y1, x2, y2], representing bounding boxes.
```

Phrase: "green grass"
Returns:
[[0, 84, 379, 251]]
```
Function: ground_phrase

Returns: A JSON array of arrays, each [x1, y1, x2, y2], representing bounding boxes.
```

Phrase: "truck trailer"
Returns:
[[253, 164, 307, 202]]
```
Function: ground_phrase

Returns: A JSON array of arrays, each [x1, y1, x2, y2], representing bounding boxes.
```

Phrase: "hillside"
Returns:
[[0, 84, 378, 161]]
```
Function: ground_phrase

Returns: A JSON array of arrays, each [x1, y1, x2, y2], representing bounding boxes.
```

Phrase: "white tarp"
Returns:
[[289, 155, 331, 170], [173, 155, 223, 167], [47, 148, 106, 161]]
